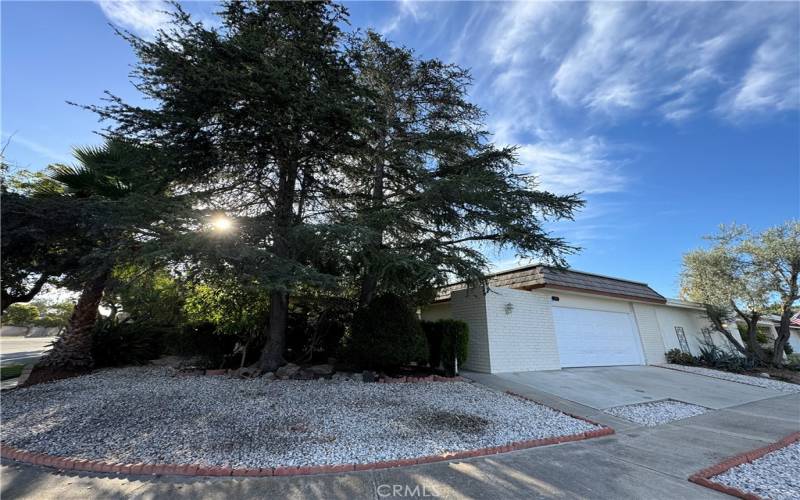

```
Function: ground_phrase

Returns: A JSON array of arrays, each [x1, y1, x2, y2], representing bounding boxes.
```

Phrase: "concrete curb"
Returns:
[[687, 431, 800, 500], [0, 391, 614, 478]]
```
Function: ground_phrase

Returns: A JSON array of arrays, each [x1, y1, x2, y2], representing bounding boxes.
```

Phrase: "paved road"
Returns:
[[2, 368, 798, 499], [0, 337, 55, 367]]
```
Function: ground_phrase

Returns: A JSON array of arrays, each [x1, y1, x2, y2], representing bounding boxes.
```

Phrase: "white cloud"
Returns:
[[515, 137, 628, 195], [95, 0, 172, 39], [2, 133, 71, 164], [719, 23, 800, 117], [381, 0, 427, 35]]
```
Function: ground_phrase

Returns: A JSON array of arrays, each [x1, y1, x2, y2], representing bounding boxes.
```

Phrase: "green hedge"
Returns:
[[421, 319, 469, 375], [346, 294, 427, 370]]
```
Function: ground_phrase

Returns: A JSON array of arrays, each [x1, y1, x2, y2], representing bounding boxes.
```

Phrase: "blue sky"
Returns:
[[3, 1, 799, 297]]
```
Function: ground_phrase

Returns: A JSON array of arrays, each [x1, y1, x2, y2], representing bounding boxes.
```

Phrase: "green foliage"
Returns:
[[162, 323, 240, 369], [665, 348, 696, 365], [183, 279, 268, 338], [787, 353, 800, 368], [422, 319, 469, 375], [784, 343, 794, 355], [697, 343, 755, 372], [346, 294, 426, 370], [91, 320, 164, 368], [2, 303, 40, 326], [0, 364, 24, 381]]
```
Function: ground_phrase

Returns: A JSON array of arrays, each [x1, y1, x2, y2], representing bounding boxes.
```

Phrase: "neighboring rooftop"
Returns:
[[434, 264, 667, 304]]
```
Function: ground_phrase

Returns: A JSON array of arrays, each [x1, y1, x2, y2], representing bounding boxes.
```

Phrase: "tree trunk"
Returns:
[[358, 154, 386, 308], [24, 269, 110, 385], [259, 289, 288, 372], [258, 160, 298, 372], [773, 270, 799, 366]]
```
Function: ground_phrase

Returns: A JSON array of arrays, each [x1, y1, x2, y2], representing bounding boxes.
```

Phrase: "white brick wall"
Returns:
[[450, 289, 491, 373], [631, 303, 667, 364], [484, 288, 561, 372]]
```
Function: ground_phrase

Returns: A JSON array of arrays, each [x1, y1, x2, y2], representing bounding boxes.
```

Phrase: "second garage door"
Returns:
[[552, 306, 644, 368]]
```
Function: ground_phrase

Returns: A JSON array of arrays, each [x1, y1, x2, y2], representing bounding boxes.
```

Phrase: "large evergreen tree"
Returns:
[[89, 1, 363, 371], [342, 32, 583, 306]]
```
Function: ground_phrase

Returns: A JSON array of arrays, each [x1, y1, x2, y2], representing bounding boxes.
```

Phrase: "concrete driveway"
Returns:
[[491, 365, 784, 410]]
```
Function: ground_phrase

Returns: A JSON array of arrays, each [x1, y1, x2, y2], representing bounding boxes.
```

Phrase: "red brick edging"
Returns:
[[688, 431, 800, 500], [0, 391, 614, 478]]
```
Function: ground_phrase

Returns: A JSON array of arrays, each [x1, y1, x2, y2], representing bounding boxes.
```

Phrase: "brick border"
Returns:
[[0, 391, 613, 478], [688, 431, 800, 500]]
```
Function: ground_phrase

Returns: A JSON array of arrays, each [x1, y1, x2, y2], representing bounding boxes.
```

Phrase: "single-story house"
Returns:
[[420, 264, 754, 373]]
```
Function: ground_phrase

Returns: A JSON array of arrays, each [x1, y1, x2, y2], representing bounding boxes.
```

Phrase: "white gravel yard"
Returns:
[[711, 442, 800, 500], [605, 399, 707, 426], [658, 364, 800, 393], [1, 367, 600, 468]]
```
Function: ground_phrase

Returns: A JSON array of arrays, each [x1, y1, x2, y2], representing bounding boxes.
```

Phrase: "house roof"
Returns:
[[434, 264, 667, 304]]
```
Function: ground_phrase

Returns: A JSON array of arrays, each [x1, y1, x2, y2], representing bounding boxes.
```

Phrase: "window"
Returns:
[[675, 326, 690, 353]]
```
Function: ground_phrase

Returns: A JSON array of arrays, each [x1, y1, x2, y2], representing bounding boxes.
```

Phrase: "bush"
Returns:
[[786, 353, 800, 368], [665, 348, 696, 365], [696, 343, 756, 372], [91, 321, 166, 368], [345, 294, 426, 370], [784, 343, 794, 355], [440, 320, 469, 376], [161, 322, 241, 369]]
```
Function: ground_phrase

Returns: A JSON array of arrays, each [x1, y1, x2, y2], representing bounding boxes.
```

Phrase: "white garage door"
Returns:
[[552, 306, 644, 368]]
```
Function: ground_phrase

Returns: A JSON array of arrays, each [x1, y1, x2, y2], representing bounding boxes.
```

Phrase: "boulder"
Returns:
[[309, 364, 334, 376], [275, 363, 301, 379], [262, 371, 276, 381]]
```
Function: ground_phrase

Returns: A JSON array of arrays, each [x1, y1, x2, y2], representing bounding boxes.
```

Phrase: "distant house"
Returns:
[[421, 264, 763, 373]]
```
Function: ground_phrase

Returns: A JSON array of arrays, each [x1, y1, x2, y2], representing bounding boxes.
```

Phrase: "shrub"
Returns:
[[784, 343, 794, 355], [440, 320, 469, 376], [91, 321, 165, 368], [161, 322, 240, 369], [345, 294, 426, 370], [421, 319, 469, 375], [786, 353, 800, 368], [665, 348, 696, 365]]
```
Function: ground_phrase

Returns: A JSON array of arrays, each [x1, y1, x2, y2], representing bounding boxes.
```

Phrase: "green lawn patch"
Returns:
[[1, 364, 25, 380]]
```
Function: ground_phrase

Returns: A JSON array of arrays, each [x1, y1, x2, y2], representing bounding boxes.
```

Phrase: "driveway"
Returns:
[[491, 365, 785, 410], [2, 366, 798, 499]]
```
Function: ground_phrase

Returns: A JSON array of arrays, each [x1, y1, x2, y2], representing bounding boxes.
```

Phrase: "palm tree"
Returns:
[[25, 139, 165, 384]]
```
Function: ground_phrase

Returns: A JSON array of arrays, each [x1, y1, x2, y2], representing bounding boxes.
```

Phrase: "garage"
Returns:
[[552, 306, 644, 368]]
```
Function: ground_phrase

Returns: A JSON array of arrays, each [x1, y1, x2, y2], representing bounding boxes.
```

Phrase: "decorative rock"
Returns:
[[232, 367, 260, 379], [275, 363, 300, 379], [262, 372, 276, 381], [757, 372, 771, 378], [294, 369, 316, 381], [309, 364, 334, 376], [205, 369, 227, 376]]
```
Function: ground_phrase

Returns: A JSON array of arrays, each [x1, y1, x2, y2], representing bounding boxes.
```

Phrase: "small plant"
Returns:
[[666, 348, 696, 365]]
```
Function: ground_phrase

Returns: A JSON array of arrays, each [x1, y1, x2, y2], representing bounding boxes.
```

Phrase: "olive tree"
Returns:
[[681, 222, 799, 365]]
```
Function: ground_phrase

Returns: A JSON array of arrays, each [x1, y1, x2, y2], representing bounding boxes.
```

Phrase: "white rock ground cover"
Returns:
[[1, 367, 600, 468], [658, 364, 800, 393], [605, 400, 707, 426], [711, 442, 800, 500]]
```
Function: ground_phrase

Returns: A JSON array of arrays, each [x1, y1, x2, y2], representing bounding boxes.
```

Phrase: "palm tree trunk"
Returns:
[[24, 269, 110, 385]]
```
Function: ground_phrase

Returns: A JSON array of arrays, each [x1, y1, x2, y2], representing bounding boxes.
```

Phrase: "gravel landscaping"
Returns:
[[605, 399, 707, 426], [711, 442, 800, 500], [1, 367, 601, 468], [658, 364, 800, 393]]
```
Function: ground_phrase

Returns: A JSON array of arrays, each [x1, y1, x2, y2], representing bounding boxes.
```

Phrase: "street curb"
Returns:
[[0, 392, 614, 478], [687, 431, 800, 500]]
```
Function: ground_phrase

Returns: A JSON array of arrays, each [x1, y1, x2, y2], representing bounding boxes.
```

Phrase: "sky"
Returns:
[[2, 1, 799, 298]]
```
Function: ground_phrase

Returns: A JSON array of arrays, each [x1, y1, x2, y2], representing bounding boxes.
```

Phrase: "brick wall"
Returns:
[[450, 289, 491, 373], [632, 303, 667, 364], [484, 288, 561, 372]]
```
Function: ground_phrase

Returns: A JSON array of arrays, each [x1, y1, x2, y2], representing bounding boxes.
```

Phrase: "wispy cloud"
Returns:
[[381, 0, 426, 35], [95, 0, 172, 39], [2, 133, 71, 164], [515, 137, 628, 195]]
